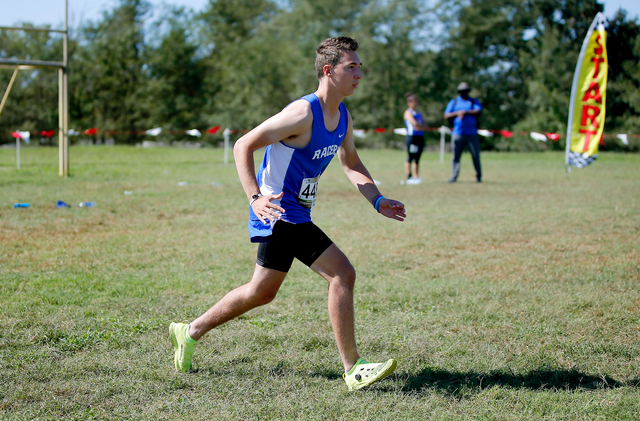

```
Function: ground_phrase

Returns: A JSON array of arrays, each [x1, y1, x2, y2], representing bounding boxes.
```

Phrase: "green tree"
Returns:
[[2, 0, 639, 150], [516, 0, 605, 145], [346, 0, 435, 130], [195, 0, 436, 140], [605, 9, 640, 150], [267, 0, 436, 134], [435, 0, 614, 150], [0, 25, 63, 143], [144, 7, 208, 134], [196, 0, 284, 130], [70, 0, 149, 143]]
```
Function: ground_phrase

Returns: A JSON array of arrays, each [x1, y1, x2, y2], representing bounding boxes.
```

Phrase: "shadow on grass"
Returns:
[[394, 366, 629, 395], [198, 361, 638, 395]]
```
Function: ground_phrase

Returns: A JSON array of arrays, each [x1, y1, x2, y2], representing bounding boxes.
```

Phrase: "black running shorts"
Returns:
[[256, 221, 334, 273], [405, 134, 425, 164]]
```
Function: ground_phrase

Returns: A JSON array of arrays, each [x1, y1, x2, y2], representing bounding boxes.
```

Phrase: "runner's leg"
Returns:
[[310, 244, 359, 372], [188, 265, 287, 340]]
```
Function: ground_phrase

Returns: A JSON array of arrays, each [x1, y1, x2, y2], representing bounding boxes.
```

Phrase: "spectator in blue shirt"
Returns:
[[444, 82, 483, 183]]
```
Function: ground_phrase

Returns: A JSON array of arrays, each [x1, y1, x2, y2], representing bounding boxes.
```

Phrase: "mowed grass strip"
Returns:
[[1, 146, 639, 420]]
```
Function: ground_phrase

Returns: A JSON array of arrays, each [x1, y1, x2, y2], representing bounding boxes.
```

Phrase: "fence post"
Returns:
[[223, 128, 231, 165], [438, 126, 451, 163]]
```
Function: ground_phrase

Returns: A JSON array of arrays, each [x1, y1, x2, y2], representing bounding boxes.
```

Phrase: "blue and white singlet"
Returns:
[[248, 93, 348, 242], [404, 109, 424, 136]]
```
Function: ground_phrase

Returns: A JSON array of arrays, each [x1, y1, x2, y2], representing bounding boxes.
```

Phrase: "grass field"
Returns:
[[1, 146, 639, 420]]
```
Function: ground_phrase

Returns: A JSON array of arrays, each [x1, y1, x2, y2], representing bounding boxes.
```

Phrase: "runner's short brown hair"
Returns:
[[315, 36, 359, 79]]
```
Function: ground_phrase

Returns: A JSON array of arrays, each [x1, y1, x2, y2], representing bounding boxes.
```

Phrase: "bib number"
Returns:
[[298, 176, 319, 208]]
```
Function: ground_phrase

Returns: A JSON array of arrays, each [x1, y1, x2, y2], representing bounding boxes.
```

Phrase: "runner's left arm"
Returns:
[[338, 112, 406, 222]]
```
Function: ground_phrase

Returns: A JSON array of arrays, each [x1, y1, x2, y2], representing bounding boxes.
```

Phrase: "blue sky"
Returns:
[[1, 0, 638, 29], [0, 0, 209, 28]]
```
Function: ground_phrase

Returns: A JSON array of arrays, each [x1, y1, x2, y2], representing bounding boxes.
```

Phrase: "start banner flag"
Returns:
[[566, 12, 608, 169]]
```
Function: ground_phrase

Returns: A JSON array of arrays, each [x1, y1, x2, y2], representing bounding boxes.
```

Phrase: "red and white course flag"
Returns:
[[566, 12, 608, 169]]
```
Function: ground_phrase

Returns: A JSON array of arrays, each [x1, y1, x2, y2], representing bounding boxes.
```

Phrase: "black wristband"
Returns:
[[249, 194, 262, 205]]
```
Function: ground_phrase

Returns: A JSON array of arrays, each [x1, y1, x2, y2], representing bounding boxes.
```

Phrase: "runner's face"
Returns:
[[330, 50, 362, 96]]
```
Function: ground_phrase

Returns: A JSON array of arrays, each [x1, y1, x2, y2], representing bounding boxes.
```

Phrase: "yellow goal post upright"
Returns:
[[0, 0, 69, 176]]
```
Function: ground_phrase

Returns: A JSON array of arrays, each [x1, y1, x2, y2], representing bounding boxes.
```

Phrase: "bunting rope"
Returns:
[[3, 125, 636, 146]]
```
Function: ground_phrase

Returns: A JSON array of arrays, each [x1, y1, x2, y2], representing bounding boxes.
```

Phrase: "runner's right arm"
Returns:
[[233, 101, 313, 224]]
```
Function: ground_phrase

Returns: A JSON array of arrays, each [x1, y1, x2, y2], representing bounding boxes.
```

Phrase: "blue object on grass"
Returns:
[[56, 200, 70, 208], [13, 203, 30, 208], [78, 202, 96, 207]]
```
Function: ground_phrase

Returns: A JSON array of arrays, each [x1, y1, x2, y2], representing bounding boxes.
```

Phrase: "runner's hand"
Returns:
[[252, 192, 285, 224], [379, 198, 406, 221]]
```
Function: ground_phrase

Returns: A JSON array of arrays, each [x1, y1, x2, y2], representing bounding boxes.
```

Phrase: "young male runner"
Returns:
[[169, 36, 407, 391]]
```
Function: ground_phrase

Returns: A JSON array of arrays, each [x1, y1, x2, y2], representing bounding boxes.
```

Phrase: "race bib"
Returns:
[[297, 176, 319, 208]]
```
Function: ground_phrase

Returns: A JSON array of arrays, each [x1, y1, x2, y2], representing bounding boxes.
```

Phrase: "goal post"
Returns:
[[0, 0, 69, 176]]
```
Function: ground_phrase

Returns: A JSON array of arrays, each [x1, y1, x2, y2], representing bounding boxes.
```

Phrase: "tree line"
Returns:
[[0, 0, 638, 151]]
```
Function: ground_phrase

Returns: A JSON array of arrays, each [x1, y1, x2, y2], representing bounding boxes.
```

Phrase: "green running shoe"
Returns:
[[169, 322, 197, 372], [343, 358, 397, 391]]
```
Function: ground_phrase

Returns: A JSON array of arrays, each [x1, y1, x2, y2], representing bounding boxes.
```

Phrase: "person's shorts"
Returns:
[[405, 135, 425, 163], [256, 221, 334, 272]]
